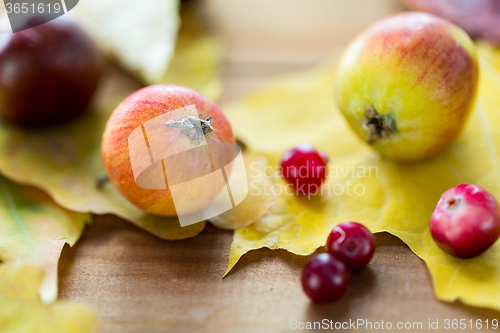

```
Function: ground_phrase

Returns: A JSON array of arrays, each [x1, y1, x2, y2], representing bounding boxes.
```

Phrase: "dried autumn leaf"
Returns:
[[0, 177, 89, 304], [0, 263, 96, 333], [0, 103, 205, 241], [209, 153, 275, 230], [223, 44, 500, 311], [0, 5, 225, 240]]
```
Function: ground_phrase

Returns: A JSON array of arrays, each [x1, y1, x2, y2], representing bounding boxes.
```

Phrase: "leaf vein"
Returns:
[[0, 182, 37, 256]]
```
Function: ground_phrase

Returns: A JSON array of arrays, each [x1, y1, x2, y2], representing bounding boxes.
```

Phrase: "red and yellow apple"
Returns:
[[101, 85, 235, 216], [335, 12, 479, 161]]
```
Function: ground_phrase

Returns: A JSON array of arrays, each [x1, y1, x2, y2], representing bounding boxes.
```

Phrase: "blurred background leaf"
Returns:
[[0, 263, 96, 333], [70, 0, 222, 100], [401, 0, 500, 45], [71, 0, 180, 84], [0, 177, 89, 304]]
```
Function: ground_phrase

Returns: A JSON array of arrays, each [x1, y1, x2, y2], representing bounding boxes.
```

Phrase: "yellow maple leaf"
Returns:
[[0, 4, 222, 241], [0, 103, 204, 241], [0, 263, 96, 333], [0, 177, 89, 304], [476, 42, 500, 72], [209, 152, 275, 230], [223, 43, 500, 311]]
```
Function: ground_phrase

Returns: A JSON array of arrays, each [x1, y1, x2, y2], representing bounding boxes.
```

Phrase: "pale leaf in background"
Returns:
[[70, 0, 180, 83]]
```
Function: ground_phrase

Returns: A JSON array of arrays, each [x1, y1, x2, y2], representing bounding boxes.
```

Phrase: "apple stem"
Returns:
[[165, 116, 215, 145], [201, 116, 214, 135], [364, 107, 395, 144]]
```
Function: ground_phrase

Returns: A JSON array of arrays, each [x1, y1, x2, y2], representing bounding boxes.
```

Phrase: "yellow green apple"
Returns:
[[335, 12, 479, 161]]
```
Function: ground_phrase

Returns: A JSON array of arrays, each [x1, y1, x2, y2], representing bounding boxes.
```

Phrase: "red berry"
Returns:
[[301, 253, 349, 304], [326, 222, 375, 271], [430, 184, 500, 259], [280, 143, 327, 195]]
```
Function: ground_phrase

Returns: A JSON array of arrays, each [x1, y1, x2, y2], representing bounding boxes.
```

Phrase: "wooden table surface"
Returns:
[[58, 1, 500, 332]]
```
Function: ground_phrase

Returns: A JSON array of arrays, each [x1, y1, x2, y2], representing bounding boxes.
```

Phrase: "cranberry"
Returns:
[[280, 143, 327, 195], [326, 222, 375, 271], [429, 184, 500, 259], [301, 253, 349, 304]]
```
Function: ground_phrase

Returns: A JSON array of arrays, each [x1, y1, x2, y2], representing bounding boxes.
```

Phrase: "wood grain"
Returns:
[[58, 0, 500, 332]]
